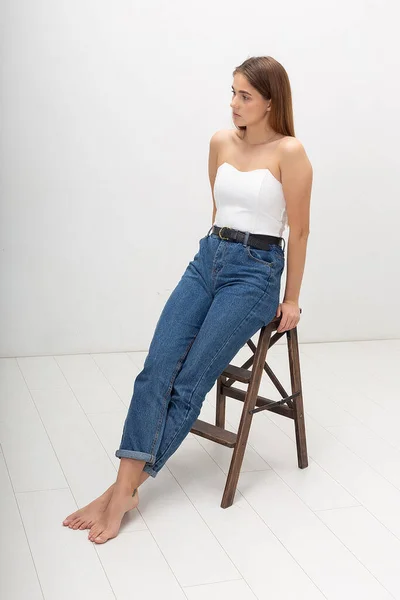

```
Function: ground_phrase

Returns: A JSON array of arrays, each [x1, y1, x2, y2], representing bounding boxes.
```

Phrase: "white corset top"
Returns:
[[213, 162, 288, 237]]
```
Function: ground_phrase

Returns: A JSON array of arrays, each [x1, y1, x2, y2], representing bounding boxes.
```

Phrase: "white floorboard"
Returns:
[[1, 339, 399, 599]]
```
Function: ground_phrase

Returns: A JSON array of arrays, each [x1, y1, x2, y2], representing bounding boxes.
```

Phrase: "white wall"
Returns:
[[1, 0, 399, 358]]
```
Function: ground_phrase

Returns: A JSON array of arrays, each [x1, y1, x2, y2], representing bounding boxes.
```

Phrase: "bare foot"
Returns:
[[88, 485, 139, 544], [62, 483, 116, 530]]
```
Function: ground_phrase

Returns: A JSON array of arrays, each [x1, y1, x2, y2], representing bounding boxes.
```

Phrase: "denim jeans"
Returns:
[[115, 226, 285, 477]]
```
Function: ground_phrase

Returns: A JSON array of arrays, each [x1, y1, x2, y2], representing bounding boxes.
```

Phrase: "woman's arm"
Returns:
[[277, 138, 313, 331], [208, 130, 223, 225]]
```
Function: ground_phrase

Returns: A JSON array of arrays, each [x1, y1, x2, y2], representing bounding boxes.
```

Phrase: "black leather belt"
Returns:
[[211, 225, 285, 251]]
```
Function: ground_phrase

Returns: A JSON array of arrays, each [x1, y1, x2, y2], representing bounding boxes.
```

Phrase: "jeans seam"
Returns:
[[190, 264, 213, 302], [148, 332, 198, 459], [152, 286, 268, 470]]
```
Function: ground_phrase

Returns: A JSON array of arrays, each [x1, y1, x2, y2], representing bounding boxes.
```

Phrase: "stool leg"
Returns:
[[287, 326, 308, 468], [221, 321, 274, 508], [215, 374, 227, 428]]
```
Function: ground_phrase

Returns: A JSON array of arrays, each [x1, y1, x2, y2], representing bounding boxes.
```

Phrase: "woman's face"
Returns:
[[230, 73, 270, 126]]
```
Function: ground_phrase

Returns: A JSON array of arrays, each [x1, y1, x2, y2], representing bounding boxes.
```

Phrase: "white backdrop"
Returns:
[[1, 0, 399, 357]]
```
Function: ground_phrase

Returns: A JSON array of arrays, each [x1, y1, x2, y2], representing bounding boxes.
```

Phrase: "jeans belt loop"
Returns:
[[242, 231, 250, 246]]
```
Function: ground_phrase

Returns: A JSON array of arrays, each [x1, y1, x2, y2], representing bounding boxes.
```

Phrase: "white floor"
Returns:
[[1, 338, 400, 600]]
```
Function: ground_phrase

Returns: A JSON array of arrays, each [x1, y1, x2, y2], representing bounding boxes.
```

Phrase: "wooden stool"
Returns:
[[190, 310, 308, 508]]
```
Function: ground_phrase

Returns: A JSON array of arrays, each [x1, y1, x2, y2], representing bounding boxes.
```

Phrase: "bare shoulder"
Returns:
[[279, 136, 312, 175], [278, 136, 313, 199], [279, 136, 310, 157], [209, 128, 232, 149]]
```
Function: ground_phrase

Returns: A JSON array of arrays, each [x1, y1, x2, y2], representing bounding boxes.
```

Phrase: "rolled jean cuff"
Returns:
[[115, 449, 155, 463], [142, 463, 159, 478]]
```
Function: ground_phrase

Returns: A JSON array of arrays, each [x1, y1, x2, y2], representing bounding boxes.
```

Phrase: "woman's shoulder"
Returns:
[[209, 129, 241, 154], [278, 136, 310, 166], [279, 135, 306, 151], [209, 129, 233, 145]]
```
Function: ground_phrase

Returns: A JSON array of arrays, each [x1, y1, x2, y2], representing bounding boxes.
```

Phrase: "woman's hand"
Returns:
[[275, 300, 301, 333]]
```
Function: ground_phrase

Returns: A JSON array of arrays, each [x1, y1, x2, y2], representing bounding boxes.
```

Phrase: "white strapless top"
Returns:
[[213, 162, 288, 237]]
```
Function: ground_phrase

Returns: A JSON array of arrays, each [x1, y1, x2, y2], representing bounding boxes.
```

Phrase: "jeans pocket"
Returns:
[[271, 244, 285, 266], [245, 244, 274, 267]]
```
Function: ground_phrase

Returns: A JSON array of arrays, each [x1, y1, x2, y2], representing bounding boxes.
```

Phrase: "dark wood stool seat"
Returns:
[[190, 310, 308, 508]]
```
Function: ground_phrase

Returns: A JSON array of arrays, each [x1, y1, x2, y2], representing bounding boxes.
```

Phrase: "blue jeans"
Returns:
[[115, 226, 285, 477]]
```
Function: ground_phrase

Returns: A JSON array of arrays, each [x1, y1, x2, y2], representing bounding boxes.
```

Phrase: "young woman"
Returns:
[[63, 55, 313, 543]]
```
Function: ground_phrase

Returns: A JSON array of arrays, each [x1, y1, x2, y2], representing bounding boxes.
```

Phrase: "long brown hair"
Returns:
[[233, 56, 295, 137]]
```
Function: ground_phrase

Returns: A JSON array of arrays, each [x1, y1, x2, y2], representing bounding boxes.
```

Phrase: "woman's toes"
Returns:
[[68, 510, 81, 520], [68, 517, 80, 528], [88, 525, 101, 541], [72, 519, 83, 530], [63, 513, 78, 525], [93, 533, 108, 544]]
